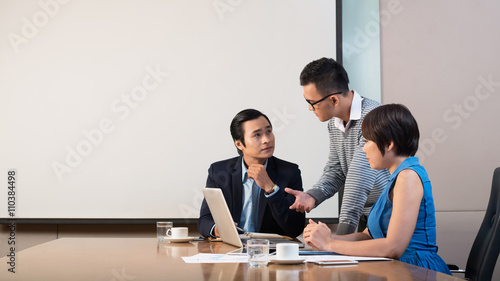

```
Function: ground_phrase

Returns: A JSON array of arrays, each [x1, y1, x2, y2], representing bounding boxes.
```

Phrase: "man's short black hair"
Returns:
[[362, 104, 420, 157], [299, 57, 350, 96], [230, 109, 272, 156]]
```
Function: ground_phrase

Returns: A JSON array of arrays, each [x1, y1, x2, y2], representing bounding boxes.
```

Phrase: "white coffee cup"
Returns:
[[276, 243, 299, 260], [167, 227, 189, 239]]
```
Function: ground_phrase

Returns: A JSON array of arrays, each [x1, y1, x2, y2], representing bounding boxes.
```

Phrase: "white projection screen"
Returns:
[[0, 0, 338, 220]]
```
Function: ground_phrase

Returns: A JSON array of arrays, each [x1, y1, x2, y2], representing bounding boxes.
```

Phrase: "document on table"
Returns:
[[182, 253, 391, 264], [304, 255, 391, 262], [182, 253, 249, 263]]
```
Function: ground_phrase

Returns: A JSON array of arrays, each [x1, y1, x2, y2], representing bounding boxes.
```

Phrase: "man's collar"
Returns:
[[333, 91, 363, 131], [350, 90, 363, 120]]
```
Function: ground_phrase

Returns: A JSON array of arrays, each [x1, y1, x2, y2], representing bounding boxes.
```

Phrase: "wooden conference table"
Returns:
[[0, 237, 462, 281]]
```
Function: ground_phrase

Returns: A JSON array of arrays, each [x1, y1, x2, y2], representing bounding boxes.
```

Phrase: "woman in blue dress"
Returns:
[[303, 104, 451, 275]]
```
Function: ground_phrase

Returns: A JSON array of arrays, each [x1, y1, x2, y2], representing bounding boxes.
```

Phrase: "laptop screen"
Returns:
[[202, 188, 304, 248]]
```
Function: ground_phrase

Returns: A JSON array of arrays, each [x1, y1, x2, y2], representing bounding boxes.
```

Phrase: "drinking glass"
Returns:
[[247, 239, 269, 267], [156, 222, 173, 241]]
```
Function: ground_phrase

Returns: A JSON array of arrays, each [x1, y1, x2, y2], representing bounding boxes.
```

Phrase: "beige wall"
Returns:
[[379, 0, 500, 279]]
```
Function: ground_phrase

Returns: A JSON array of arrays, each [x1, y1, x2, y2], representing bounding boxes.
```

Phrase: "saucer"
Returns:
[[269, 257, 306, 265], [165, 237, 196, 243]]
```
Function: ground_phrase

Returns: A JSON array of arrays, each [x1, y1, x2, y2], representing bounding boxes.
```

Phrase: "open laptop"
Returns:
[[202, 187, 304, 249]]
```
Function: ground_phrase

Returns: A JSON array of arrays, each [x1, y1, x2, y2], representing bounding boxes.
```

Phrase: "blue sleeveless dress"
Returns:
[[366, 157, 451, 275]]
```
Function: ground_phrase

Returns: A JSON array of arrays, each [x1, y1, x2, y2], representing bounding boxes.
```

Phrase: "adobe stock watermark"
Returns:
[[7, 0, 71, 54], [6, 170, 17, 274], [179, 187, 206, 224], [51, 65, 169, 182], [269, 106, 295, 133], [343, 0, 403, 60], [212, 0, 243, 21], [415, 74, 499, 163]]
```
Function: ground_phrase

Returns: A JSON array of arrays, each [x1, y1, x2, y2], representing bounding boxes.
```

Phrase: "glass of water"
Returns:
[[156, 222, 173, 241], [247, 239, 269, 267]]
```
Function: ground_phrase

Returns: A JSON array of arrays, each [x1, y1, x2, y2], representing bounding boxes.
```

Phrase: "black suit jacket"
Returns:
[[198, 156, 306, 238]]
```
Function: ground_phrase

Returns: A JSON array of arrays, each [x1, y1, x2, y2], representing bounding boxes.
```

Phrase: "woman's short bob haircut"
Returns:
[[362, 104, 420, 157]]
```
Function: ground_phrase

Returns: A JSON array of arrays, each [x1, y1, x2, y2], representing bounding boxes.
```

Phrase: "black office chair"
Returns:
[[448, 167, 500, 281]]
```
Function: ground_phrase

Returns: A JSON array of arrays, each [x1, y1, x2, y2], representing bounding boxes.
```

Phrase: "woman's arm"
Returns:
[[303, 219, 371, 244], [304, 169, 424, 259]]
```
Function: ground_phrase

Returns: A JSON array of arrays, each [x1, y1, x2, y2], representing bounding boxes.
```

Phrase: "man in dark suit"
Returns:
[[198, 109, 305, 238]]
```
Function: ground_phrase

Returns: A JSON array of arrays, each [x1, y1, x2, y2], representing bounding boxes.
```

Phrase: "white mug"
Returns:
[[276, 243, 299, 260], [167, 227, 188, 239]]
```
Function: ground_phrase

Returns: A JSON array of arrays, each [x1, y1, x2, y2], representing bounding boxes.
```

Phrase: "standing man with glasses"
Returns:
[[285, 57, 390, 235]]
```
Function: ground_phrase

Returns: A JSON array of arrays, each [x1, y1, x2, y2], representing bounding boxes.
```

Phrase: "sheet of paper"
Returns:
[[182, 253, 249, 264], [303, 255, 391, 262], [247, 232, 283, 239], [182, 253, 391, 264]]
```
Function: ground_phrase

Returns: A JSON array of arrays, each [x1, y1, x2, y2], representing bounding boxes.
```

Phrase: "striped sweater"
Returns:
[[307, 97, 390, 235]]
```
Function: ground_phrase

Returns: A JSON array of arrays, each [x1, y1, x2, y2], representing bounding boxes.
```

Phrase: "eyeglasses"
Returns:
[[306, 91, 343, 110]]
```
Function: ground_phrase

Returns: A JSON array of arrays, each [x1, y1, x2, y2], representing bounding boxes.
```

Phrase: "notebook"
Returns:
[[202, 187, 304, 248]]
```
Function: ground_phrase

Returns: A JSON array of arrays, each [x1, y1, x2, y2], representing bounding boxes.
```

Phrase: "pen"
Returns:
[[236, 226, 250, 236]]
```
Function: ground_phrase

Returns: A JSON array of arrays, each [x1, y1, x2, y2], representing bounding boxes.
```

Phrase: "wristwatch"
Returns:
[[265, 184, 278, 195]]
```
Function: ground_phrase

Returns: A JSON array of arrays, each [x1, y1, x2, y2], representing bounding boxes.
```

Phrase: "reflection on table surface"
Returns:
[[0, 237, 461, 281]]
